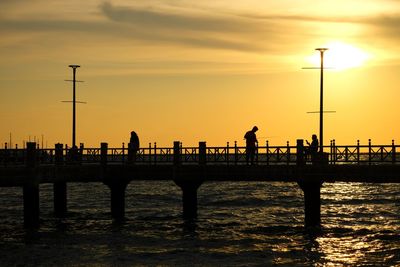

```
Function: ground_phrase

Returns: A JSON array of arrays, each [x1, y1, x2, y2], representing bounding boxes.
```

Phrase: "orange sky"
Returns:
[[1, 0, 399, 148]]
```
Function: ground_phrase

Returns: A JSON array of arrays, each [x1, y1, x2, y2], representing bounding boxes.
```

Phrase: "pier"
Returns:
[[0, 139, 399, 229]]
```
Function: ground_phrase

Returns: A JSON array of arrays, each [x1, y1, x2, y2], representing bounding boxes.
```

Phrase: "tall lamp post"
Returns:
[[316, 48, 328, 154], [63, 65, 85, 149], [70, 65, 79, 148]]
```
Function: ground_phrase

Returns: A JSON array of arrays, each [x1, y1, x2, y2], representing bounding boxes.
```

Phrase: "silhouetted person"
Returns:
[[128, 131, 140, 163], [244, 126, 258, 165], [305, 134, 319, 163]]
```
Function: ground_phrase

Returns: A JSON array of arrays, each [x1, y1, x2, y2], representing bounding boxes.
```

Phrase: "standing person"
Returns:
[[128, 131, 140, 163], [244, 126, 258, 165], [305, 134, 318, 163]]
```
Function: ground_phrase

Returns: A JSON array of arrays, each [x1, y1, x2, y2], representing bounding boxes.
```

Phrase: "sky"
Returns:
[[1, 0, 399, 148]]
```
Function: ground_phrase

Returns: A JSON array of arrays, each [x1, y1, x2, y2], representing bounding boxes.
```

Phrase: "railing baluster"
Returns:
[[368, 139, 372, 165], [392, 140, 396, 164], [357, 140, 360, 164], [333, 139, 336, 163], [154, 142, 157, 165], [122, 142, 125, 163], [287, 141, 290, 165], [234, 141, 238, 165], [266, 140, 270, 166], [226, 142, 229, 165], [277, 147, 280, 163], [148, 143, 152, 165]]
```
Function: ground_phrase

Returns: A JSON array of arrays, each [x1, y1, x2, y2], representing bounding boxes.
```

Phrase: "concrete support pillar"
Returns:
[[108, 182, 128, 220], [298, 181, 322, 228], [175, 181, 203, 219], [296, 139, 323, 228], [24, 142, 39, 228], [54, 143, 67, 217], [173, 140, 203, 219], [54, 182, 67, 217], [23, 184, 40, 228]]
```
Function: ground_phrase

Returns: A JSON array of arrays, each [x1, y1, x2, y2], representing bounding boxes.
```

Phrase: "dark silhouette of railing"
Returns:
[[1, 139, 398, 166]]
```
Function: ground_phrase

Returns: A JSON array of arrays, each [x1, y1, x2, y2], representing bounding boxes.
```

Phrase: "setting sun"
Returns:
[[308, 42, 370, 70]]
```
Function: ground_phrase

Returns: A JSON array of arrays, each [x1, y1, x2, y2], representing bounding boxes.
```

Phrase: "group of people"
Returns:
[[128, 128, 319, 165], [244, 126, 319, 165]]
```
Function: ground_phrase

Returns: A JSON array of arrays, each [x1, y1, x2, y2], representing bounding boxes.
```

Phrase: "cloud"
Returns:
[[100, 2, 256, 33]]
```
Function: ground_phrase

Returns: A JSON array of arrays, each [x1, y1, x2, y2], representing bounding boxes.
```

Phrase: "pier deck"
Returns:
[[0, 140, 399, 228]]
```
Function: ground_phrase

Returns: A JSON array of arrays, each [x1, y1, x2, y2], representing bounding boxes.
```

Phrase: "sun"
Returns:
[[307, 42, 370, 70]]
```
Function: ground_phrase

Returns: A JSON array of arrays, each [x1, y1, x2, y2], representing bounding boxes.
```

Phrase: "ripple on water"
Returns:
[[0, 181, 398, 266]]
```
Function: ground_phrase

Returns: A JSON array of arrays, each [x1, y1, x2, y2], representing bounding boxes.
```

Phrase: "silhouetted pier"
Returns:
[[1, 139, 399, 228]]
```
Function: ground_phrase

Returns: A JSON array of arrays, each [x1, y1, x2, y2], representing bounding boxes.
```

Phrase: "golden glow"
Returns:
[[307, 42, 370, 71]]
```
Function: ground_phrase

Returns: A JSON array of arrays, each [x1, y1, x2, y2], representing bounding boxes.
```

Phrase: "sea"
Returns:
[[0, 181, 399, 266]]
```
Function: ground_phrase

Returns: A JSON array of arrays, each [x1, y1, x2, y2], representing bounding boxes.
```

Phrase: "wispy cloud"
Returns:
[[1, 0, 399, 56], [98, 2, 284, 52], [100, 2, 256, 33]]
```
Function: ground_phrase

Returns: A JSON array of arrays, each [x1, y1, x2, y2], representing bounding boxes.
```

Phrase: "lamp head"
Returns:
[[68, 65, 80, 69], [315, 48, 328, 53]]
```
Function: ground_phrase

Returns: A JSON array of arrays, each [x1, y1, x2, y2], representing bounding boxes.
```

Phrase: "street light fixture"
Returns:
[[315, 48, 328, 154], [63, 65, 86, 149]]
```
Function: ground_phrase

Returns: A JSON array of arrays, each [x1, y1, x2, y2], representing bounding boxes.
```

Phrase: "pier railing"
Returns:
[[0, 139, 399, 166]]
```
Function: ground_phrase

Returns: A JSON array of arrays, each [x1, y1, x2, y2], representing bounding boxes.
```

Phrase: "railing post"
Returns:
[[122, 142, 125, 163], [345, 146, 349, 162], [234, 141, 238, 165], [154, 142, 157, 165], [199, 141, 206, 165], [3, 142, 9, 166], [55, 143, 64, 164], [24, 142, 39, 228], [148, 142, 152, 165], [226, 142, 230, 165], [333, 139, 336, 163], [101, 142, 108, 166], [173, 141, 181, 166], [266, 140, 270, 165], [357, 140, 360, 163], [255, 142, 259, 164], [277, 146, 280, 163], [392, 140, 396, 164], [79, 143, 84, 163], [296, 139, 304, 166], [287, 141, 290, 165], [368, 139, 372, 165]]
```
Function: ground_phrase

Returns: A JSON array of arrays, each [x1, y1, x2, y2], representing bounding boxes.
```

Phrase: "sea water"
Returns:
[[0, 181, 399, 266]]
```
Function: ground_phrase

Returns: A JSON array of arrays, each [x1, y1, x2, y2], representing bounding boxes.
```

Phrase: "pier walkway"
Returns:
[[0, 139, 399, 228]]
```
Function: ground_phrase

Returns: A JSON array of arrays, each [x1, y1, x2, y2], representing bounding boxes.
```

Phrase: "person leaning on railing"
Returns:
[[244, 126, 258, 165], [305, 134, 319, 163], [128, 131, 140, 163]]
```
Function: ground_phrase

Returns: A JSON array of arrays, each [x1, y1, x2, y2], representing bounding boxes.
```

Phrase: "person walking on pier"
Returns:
[[305, 134, 319, 163], [244, 126, 258, 165], [128, 131, 140, 163]]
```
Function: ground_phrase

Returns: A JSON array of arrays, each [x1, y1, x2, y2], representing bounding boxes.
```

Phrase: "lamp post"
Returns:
[[69, 65, 79, 148], [316, 48, 328, 154], [63, 65, 85, 149]]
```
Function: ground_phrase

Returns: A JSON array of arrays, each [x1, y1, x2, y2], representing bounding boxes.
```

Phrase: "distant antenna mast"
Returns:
[[63, 65, 86, 148]]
